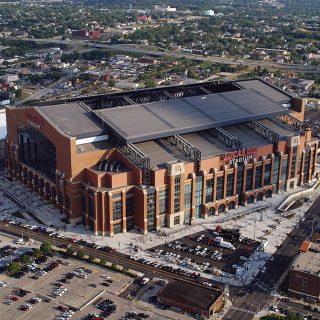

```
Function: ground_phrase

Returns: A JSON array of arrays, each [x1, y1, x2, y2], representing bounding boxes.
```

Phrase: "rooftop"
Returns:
[[34, 79, 293, 144], [95, 88, 289, 144], [292, 242, 320, 276], [157, 280, 222, 311], [37, 102, 104, 139]]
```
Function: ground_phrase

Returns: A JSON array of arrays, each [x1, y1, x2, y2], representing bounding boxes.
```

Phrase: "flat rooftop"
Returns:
[[292, 242, 320, 276], [157, 280, 222, 311], [37, 103, 104, 139], [95, 88, 289, 144]]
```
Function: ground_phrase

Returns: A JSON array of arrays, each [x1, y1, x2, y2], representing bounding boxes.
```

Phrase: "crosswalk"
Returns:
[[230, 306, 256, 315]]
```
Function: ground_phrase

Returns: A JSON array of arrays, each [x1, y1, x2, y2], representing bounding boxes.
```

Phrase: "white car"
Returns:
[[15, 238, 23, 244], [0, 282, 7, 288]]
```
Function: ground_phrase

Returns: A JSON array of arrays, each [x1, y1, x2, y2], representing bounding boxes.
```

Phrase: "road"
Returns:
[[223, 195, 320, 320], [6, 36, 320, 73], [16, 75, 70, 105], [88, 43, 320, 74]]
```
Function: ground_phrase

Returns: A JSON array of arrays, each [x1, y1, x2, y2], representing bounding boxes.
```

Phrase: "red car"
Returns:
[[57, 305, 67, 312], [9, 296, 19, 301], [20, 306, 28, 311]]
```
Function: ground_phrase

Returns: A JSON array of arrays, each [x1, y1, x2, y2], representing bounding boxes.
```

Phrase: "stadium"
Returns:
[[5, 79, 318, 236]]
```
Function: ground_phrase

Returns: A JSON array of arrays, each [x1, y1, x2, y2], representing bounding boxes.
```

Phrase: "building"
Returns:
[[1, 74, 19, 83], [5, 79, 318, 236], [157, 280, 223, 317], [137, 16, 152, 22], [72, 29, 100, 40], [204, 10, 215, 16], [288, 241, 320, 301]]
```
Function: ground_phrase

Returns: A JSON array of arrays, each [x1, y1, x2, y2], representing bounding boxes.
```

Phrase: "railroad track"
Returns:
[[0, 222, 221, 292]]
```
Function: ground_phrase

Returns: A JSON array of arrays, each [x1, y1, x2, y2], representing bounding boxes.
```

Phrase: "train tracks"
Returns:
[[0, 222, 221, 292]]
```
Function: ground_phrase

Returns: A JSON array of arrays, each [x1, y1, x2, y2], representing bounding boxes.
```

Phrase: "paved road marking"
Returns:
[[230, 307, 256, 315]]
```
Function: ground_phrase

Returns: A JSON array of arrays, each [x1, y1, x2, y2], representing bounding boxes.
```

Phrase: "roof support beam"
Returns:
[[199, 86, 211, 94], [277, 114, 306, 134], [245, 120, 279, 144], [209, 127, 243, 150], [123, 96, 135, 105], [165, 135, 201, 174], [117, 143, 151, 186]]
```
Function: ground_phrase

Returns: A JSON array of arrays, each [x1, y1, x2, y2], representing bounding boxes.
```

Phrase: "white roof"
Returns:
[[0, 110, 7, 139]]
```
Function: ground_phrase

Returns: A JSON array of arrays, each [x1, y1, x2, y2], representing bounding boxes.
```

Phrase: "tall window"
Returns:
[[89, 197, 95, 219], [226, 174, 234, 197], [281, 158, 288, 182], [18, 126, 56, 181], [112, 200, 122, 221], [195, 176, 203, 206], [290, 147, 297, 178], [147, 190, 156, 231], [216, 176, 224, 200], [264, 163, 271, 186], [272, 154, 280, 186], [174, 176, 181, 213], [184, 184, 192, 209], [297, 152, 302, 176], [206, 178, 214, 203], [126, 197, 134, 217], [255, 166, 262, 189], [159, 190, 168, 215], [236, 165, 244, 195], [304, 150, 311, 183], [245, 168, 253, 191], [195, 176, 203, 218]]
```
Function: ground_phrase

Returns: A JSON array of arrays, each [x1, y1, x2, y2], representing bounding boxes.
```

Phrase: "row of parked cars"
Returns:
[[166, 240, 225, 261], [150, 248, 221, 274], [129, 256, 201, 279]]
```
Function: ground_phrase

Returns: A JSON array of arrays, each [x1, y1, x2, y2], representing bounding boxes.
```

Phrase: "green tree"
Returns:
[[108, 79, 116, 87], [15, 88, 22, 99], [20, 254, 31, 265], [77, 250, 85, 259], [111, 263, 118, 271], [7, 262, 21, 276], [88, 255, 95, 263], [100, 258, 107, 266], [66, 247, 74, 256], [32, 248, 42, 258], [40, 241, 52, 255], [122, 267, 129, 275]]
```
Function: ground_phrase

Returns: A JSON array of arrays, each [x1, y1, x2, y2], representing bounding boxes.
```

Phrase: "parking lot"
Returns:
[[0, 233, 194, 320], [149, 227, 261, 278]]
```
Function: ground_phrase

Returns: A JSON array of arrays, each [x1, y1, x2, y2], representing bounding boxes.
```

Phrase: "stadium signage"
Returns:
[[25, 112, 44, 130], [222, 147, 257, 164]]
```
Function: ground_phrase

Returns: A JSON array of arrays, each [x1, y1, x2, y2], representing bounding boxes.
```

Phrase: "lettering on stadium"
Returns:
[[25, 112, 44, 130], [222, 147, 257, 164]]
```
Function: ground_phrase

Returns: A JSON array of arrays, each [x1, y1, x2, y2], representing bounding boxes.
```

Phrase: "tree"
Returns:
[[20, 254, 31, 265], [100, 258, 107, 266], [77, 250, 85, 259], [88, 255, 95, 263], [15, 88, 22, 99], [7, 262, 21, 276], [32, 248, 42, 258], [40, 241, 52, 255], [108, 79, 116, 87], [122, 267, 129, 275], [111, 263, 117, 271], [66, 247, 74, 256]]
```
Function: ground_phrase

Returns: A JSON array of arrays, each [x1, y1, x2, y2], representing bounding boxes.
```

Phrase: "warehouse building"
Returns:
[[288, 241, 320, 301], [5, 79, 318, 236]]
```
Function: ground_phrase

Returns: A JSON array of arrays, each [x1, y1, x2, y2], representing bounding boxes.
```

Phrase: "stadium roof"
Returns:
[[33, 79, 293, 143], [95, 88, 289, 143]]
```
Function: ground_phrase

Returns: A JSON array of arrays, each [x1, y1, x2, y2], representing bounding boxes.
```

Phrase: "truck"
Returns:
[[219, 240, 235, 250]]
